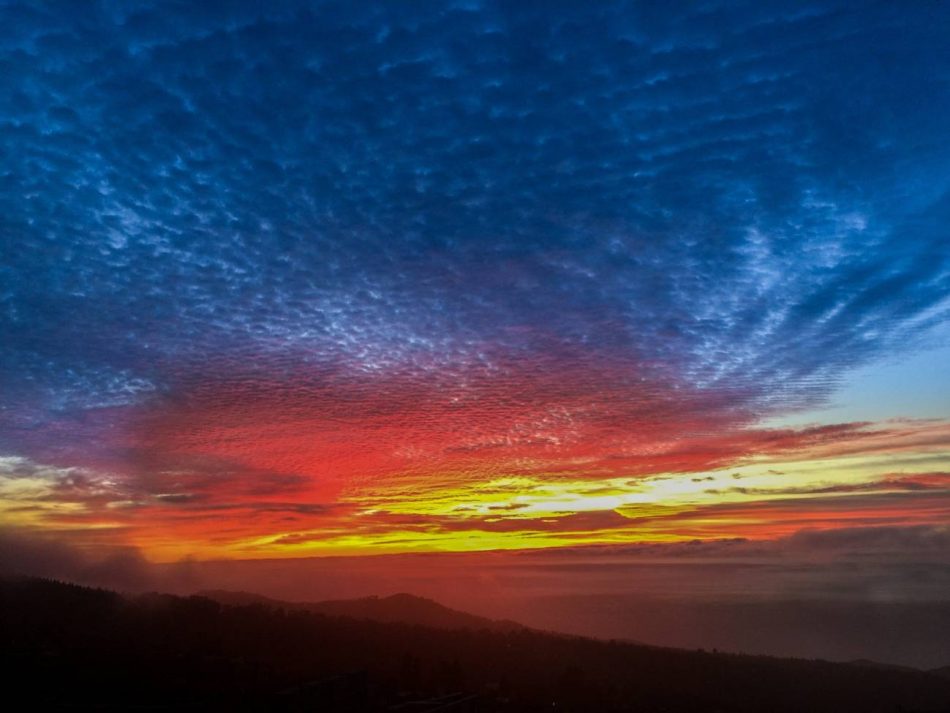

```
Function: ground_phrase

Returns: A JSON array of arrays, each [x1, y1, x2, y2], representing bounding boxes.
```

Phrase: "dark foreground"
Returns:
[[2, 577, 949, 712]]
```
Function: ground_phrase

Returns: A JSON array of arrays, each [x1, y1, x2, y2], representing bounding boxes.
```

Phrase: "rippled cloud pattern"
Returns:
[[2, 1, 949, 559]]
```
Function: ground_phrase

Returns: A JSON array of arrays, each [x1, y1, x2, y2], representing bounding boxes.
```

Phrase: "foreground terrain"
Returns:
[[2, 577, 949, 712]]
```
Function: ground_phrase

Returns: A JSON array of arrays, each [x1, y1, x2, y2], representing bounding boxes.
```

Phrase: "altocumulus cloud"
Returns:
[[0, 1, 949, 527]]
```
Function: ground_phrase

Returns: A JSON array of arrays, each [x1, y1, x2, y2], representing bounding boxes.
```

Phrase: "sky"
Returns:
[[1, 0, 950, 617]]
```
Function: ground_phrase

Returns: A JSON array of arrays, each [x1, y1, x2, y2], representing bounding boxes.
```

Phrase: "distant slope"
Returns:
[[849, 658, 919, 673], [199, 589, 523, 632], [196, 589, 285, 608]]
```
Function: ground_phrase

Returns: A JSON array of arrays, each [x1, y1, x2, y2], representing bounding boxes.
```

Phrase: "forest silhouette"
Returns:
[[3, 576, 950, 712]]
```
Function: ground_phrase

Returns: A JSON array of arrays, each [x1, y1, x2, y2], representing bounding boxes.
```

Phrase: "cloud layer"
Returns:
[[1, 1, 949, 557]]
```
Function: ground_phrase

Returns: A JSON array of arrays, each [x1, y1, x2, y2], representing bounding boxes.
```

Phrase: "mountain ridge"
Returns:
[[196, 588, 524, 632]]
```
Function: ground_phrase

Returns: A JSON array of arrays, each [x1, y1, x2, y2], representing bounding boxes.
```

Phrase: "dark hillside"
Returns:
[[2, 577, 949, 712], [200, 589, 523, 632]]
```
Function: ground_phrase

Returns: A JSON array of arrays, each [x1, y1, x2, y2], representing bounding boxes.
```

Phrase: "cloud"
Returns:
[[782, 522, 950, 556], [622, 490, 950, 540], [0, 1, 949, 555], [0, 527, 154, 591], [2, 1, 948, 412], [530, 523, 950, 563]]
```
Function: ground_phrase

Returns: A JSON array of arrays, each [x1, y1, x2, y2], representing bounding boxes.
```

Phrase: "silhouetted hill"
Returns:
[[199, 589, 523, 632], [3, 576, 950, 712], [932, 666, 950, 681], [849, 658, 920, 673]]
